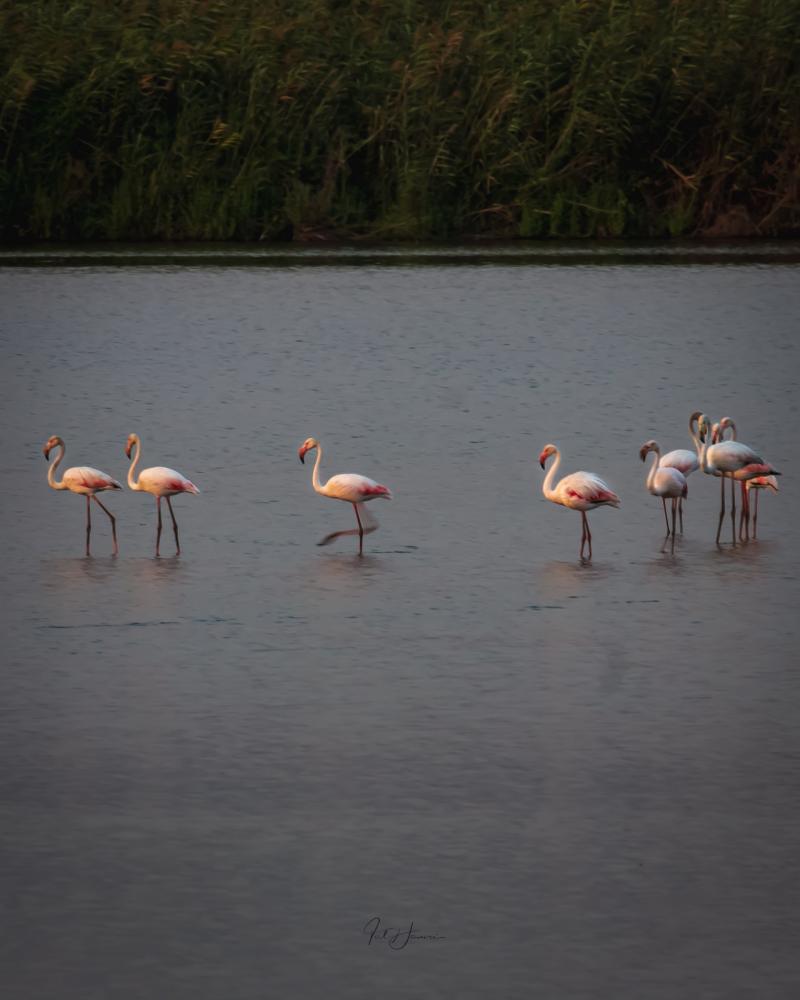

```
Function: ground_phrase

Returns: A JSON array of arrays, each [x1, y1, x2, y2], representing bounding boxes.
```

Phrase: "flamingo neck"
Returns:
[[645, 447, 661, 492], [700, 430, 712, 474], [47, 441, 67, 490], [310, 444, 325, 494], [542, 449, 561, 500], [689, 415, 702, 459], [723, 419, 737, 441], [127, 437, 142, 490]]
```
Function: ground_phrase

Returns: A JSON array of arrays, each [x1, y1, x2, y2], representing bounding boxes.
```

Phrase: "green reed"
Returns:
[[1, 0, 799, 240]]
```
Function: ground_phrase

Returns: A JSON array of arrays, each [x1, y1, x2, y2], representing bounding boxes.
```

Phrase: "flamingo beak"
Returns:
[[125, 444, 132, 458], [298, 446, 307, 464], [538, 450, 548, 468], [43, 445, 49, 460], [639, 445, 648, 462]]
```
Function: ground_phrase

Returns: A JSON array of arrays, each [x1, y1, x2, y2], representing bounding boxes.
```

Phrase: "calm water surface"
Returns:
[[1, 244, 799, 998]]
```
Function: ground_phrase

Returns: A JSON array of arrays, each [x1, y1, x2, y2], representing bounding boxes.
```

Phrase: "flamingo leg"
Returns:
[[730, 474, 736, 545], [85, 495, 92, 556], [753, 490, 759, 538], [716, 474, 726, 544], [582, 512, 592, 560], [741, 483, 750, 541], [352, 502, 365, 555], [678, 497, 684, 534], [662, 497, 670, 534], [579, 512, 586, 559], [92, 495, 118, 555], [155, 496, 162, 556], [166, 496, 181, 555], [671, 498, 677, 553]]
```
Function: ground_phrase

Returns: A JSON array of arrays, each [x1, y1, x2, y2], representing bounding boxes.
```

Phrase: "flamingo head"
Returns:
[[538, 444, 557, 469], [718, 416, 736, 440], [124, 433, 139, 459], [711, 422, 721, 444], [697, 414, 711, 443], [639, 440, 658, 462], [42, 435, 62, 460], [689, 410, 703, 435], [298, 437, 318, 464]]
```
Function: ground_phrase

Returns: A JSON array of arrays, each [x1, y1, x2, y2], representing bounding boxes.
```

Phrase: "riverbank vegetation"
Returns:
[[1, 0, 799, 240]]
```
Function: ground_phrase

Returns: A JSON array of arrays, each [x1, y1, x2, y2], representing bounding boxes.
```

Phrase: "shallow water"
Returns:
[[1, 244, 799, 998]]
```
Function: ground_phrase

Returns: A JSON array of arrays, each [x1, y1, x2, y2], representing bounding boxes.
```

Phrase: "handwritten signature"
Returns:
[[362, 916, 446, 950]]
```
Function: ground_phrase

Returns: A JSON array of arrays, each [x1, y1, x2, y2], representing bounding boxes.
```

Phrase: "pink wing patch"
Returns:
[[567, 487, 616, 503], [362, 483, 391, 497]]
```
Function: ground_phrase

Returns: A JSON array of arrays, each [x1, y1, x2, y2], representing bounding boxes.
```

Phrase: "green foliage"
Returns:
[[1, 0, 799, 239]]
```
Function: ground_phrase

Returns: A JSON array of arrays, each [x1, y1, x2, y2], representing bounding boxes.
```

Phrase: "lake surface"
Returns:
[[1, 243, 799, 998]]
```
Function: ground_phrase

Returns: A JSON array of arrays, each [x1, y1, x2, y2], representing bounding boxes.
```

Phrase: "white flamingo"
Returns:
[[43, 435, 122, 555], [639, 439, 688, 552], [659, 410, 702, 532], [539, 443, 620, 561], [125, 433, 199, 556], [698, 414, 779, 544], [298, 438, 392, 555]]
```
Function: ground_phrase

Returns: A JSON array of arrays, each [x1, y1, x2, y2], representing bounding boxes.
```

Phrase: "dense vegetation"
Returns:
[[1, 0, 799, 240]]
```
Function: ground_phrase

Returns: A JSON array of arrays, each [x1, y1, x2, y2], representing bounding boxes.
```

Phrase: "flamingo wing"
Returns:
[[660, 449, 699, 476], [323, 473, 392, 502], [139, 466, 200, 495], [558, 471, 620, 508], [64, 466, 122, 492]]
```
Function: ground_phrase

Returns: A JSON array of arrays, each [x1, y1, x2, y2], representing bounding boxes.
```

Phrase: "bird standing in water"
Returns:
[[539, 443, 620, 561], [298, 437, 392, 555], [43, 435, 122, 556], [125, 433, 199, 556]]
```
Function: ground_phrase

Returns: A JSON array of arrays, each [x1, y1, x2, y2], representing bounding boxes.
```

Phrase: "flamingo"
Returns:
[[639, 440, 688, 551], [697, 414, 780, 545], [746, 476, 779, 539], [125, 433, 199, 556], [658, 410, 702, 532], [539, 443, 620, 561], [298, 437, 392, 555], [42, 435, 122, 555]]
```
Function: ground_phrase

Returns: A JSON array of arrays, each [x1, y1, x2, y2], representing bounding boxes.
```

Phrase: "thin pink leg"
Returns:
[[155, 496, 162, 556], [353, 502, 364, 556], [730, 474, 736, 545], [662, 497, 670, 534], [671, 499, 677, 553], [716, 474, 725, 545], [678, 497, 684, 534], [85, 495, 92, 556], [166, 496, 181, 554], [753, 489, 759, 538], [92, 495, 118, 555]]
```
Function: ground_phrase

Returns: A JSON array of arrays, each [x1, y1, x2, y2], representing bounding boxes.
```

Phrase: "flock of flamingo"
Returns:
[[43, 411, 780, 560]]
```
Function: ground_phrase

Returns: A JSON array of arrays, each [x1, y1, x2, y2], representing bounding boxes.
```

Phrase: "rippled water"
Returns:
[[2, 244, 799, 999]]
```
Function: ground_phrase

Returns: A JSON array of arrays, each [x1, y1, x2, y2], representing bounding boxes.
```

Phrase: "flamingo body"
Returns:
[[43, 436, 121, 554], [298, 438, 391, 554], [539, 444, 619, 560], [60, 465, 123, 496], [135, 466, 200, 498], [659, 449, 699, 477], [547, 471, 620, 511]]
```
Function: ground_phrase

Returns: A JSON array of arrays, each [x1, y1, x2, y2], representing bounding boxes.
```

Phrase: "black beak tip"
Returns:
[[539, 460, 545, 469], [299, 454, 305, 464]]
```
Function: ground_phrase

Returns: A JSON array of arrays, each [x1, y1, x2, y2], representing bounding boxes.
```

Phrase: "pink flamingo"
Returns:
[[639, 440, 688, 552], [298, 437, 392, 555], [658, 410, 702, 532], [698, 414, 779, 545], [125, 433, 199, 556], [746, 476, 779, 539], [43, 435, 122, 555], [539, 443, 620, 560]]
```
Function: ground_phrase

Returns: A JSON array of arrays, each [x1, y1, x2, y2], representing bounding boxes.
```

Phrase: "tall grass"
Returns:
[[1, 0, 799, 240]]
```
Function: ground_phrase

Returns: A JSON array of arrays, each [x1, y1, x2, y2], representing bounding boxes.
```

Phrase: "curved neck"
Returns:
[[688, 415, 702, 457], [542, 449, 562, 499], [723, 419, 737, 441], [700, 430, 712, 473], [127, 437, 142, 490], [310, 444, 324, 493], [47, 442, 67, 489], [645, 447, 661, 491]]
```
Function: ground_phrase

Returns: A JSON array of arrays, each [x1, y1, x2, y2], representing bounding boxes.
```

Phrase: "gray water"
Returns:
[[1, 244, 799, 999]]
